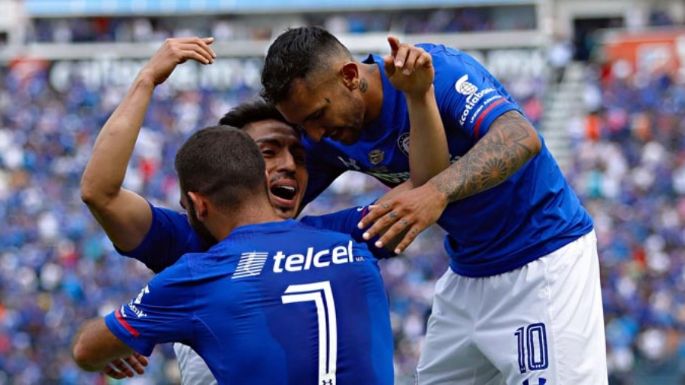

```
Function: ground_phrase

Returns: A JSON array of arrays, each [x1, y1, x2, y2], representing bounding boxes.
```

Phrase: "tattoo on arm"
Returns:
[[431, 111, 541, 202]]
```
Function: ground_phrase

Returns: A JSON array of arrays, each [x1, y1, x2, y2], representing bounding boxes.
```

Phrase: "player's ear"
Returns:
[[340, 62, 360, 90], [187, 191, 208, 220]]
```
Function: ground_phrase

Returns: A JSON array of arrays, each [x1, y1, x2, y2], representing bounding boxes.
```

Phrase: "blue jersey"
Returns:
[[118, 203, 392, 273], [302, 44, 593, 277], [105, 220, 394, 385]]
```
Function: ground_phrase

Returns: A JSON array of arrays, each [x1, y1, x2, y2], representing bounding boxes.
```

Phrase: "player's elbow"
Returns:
[[72, 337, 100, 372], [79, 174, 113, 209]]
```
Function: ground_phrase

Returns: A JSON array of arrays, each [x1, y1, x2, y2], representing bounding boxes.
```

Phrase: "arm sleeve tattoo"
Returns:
[[431, 111, 541, 202]]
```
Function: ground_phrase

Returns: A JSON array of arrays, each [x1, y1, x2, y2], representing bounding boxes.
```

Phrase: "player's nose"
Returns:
[[278, 151, 297, 172]]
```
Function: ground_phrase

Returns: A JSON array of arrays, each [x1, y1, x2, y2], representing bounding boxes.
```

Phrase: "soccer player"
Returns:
[[72, 126, 394, 385], [80, 37, 441, 383], [261, 26, 607, 384]]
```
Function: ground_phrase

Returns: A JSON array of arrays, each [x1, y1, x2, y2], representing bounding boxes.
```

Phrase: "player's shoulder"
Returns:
[[417, 43, 468, 61], [148, 252, 198, 286], [416, 43, 486, 75], [266, 220, 373, 254], [283, 219, 358, 242]]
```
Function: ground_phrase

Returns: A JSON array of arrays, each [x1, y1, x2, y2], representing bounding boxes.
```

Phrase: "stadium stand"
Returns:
[[1, 0, 685, 383]]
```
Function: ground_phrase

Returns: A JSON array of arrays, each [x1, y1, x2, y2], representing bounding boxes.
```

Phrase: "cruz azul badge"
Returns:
[[397, 133, 410, 156], [368, 149, 385, 165]]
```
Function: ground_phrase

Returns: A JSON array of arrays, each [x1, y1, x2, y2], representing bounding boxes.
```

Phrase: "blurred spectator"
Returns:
[[570, 59, 685, 383], [25, 6, 537, 44]]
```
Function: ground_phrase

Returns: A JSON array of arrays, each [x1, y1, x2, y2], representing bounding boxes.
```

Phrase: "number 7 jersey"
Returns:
[[104, 219, 394, 385]]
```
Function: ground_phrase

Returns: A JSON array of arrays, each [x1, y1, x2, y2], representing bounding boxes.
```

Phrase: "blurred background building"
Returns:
[[1, 0, 685, 383]]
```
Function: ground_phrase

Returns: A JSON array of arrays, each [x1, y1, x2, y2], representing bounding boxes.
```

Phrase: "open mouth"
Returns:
[[268, 177, 299, 214], [270, 184, 297, 201]]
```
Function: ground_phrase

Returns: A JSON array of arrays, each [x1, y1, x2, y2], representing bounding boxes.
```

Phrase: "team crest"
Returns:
[[368, 149, 385, 165], [455, 74, 477, 95], [397, 133, 410, 156]]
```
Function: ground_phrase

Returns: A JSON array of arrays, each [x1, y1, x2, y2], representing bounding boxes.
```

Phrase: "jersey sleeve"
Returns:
[[104, 259, 197, 356], [115, 202, 206, 273], [430, 46, 522, 140], [302, 142, 346, 206], [300, 205, 396, 259]]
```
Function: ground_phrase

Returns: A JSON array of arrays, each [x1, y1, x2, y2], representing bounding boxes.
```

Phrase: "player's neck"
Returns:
[[209, 196, 282, 241], [360, 63, 383, 124]]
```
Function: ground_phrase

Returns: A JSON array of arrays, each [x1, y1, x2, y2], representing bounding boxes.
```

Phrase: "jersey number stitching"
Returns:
[[282, 281, 337, 385]]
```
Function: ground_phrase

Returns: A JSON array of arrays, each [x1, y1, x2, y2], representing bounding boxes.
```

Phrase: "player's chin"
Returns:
[[273, 205, 297, 220], [338, 129, 362, 145]]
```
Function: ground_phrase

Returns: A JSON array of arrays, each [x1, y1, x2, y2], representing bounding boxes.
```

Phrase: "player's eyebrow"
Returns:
[[302, 98, 331, 122], [302, 107, 325, 122], [255, 134, 282, 145], [255, 135, 305, 151]]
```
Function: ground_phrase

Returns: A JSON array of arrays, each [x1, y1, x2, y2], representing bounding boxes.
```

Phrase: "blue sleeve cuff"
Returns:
[[113, 201, 163, 272], [104, 309, 155, 356], [472, 100, 521, 139]]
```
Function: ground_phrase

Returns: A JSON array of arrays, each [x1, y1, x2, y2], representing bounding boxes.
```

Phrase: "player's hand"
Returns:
[[357, 182, 447, 254], [138, 37, 216, 86], [383, 36, 434, 98], [102, 352, 149, 379]]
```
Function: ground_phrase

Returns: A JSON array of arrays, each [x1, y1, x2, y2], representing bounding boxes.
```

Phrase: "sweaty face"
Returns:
[[244, 120, 308, 219], [277, 75, 365, 145]]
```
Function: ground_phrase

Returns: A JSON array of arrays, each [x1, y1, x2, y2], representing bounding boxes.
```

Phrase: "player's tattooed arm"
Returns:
[[430, 110, 541, 202], [72, 318, 136, 372], [358, 111, 540, 253]]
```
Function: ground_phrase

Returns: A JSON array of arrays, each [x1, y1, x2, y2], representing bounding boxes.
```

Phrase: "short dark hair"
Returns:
[[175, 126, 265, 209], [218, 98, 290, 128], [261, 26, 352, 104]]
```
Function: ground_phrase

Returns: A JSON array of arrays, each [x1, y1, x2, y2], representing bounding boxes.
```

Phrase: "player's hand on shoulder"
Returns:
[[357, 182, 447, 254], [139, 37, 217, 86], [102, 353, 149, 379], [383, 36, 434, 98]]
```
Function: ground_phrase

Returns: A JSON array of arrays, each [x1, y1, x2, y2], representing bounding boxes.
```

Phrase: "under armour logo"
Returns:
[[322, 380, 333, 385], [337, 156, 361, 171], [523, 378, 546, 385]]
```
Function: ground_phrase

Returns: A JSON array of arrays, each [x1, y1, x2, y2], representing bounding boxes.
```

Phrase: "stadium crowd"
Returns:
[[568, 61, 685, 383], [1, 41, 684, 384], [26, 6, 536, 44]]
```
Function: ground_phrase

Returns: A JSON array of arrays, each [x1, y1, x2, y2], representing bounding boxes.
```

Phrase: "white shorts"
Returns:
[[173, 343, 217, 385], [416, 231, 607, 385]]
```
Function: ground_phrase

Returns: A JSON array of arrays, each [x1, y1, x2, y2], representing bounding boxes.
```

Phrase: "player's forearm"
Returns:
[[428, 111, 541, 203], [80, 75, 155, 207], [405, 86, 450, 186], [72, 318, 134, 372]]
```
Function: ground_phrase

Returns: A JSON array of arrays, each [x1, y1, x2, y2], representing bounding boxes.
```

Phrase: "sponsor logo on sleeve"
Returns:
[[126, 285, 150, 318], [454, 74, 501, 127], [455, 74, 478, 95]]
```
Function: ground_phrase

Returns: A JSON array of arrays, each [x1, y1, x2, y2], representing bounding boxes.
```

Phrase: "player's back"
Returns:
[[183, 219, 393, 385]]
